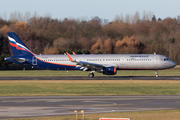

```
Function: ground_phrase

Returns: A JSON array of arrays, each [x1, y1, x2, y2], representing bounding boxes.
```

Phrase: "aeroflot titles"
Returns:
[[130, 55, 149, 57]]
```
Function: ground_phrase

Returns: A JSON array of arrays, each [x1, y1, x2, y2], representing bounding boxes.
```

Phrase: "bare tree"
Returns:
[[134, 11, 140, 24], [125, 13, 130, 23], [142, 10, 153, 21], [114, 13, 124, 23], [23, 11, 31, 23], [177, 15, 180, 23], [3, 12, 7, 20]]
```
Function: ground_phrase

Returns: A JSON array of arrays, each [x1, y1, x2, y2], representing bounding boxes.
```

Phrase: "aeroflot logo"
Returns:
[[130, 55, 149, 57], [8, 37, 30, 51]]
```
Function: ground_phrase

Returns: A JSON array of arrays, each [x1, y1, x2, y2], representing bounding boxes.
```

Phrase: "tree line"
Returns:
[[0, 11, 180, 69]]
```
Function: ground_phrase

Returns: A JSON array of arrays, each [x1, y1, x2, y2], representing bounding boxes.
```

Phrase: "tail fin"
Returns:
[[7, 32, 34, 56]]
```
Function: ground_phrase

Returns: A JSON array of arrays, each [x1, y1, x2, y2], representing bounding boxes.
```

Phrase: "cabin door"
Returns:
[[154, 56, 159, 64], [120, 57, 125, 65], [32, 56, 37, 65]]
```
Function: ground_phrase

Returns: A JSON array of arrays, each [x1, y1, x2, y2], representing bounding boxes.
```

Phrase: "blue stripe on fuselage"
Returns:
[[35, 59, 76, 70]]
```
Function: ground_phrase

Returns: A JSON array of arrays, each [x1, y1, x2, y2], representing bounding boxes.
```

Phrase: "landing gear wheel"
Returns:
[[155, 70, 159, 77], [88, 73, 94, 78]]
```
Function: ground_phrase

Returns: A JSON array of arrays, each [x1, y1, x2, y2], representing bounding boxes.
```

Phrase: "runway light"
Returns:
[[74, 110, 78, 120], [81, 110, 84, 120]]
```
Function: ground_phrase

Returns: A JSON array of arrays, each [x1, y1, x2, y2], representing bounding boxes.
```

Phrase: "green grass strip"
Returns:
[[0, 80, 180, 96]]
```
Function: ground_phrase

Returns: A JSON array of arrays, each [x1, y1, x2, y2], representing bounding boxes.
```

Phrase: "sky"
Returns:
[[1, 0, 180, 21]]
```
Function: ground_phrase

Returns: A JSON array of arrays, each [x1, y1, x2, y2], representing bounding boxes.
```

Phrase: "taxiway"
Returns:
[[0, 95, 180, 119]]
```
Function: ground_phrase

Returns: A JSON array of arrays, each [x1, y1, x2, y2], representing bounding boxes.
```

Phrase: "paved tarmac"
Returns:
[[0, 95, 180, 119], [0, 76, 180, 80]]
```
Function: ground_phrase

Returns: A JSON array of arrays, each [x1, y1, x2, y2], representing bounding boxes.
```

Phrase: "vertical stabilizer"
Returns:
[[7, 32, 34, 56]]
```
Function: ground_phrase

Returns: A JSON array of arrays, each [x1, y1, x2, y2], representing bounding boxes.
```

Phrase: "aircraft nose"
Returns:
[[171, 61, 176, 68]]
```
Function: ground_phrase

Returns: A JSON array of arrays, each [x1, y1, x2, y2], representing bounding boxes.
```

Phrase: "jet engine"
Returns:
[[97, 67, 117, 75]]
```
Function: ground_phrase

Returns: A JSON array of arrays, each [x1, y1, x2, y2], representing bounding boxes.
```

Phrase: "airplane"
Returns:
[[5, 32, 176, 78]]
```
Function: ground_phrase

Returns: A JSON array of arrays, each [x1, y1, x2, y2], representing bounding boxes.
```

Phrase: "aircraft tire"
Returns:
[[88, 73, 94, 78]]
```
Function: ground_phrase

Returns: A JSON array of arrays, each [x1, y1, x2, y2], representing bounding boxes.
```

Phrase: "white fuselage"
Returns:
[[35, 54, 176, 70]]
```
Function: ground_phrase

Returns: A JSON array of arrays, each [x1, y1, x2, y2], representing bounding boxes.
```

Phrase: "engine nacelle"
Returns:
[[102, 67, 117, 75]]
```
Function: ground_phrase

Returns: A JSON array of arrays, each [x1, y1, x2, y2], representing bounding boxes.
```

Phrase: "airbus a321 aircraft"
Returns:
[[5, 32, 176, 78]]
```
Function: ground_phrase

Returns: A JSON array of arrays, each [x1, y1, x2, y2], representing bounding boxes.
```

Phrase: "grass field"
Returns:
[[0, 65, 180, 77], [1, 80, 180, 96], [10, 109, 180, 120]]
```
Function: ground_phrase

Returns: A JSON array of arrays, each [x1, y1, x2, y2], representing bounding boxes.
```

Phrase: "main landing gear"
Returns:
[[88, 72, 94, 78], [155, 70, 159, 77]]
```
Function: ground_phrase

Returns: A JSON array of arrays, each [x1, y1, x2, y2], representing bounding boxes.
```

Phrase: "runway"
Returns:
[[0, 76, 180, 80], [1, 95, 180, 119]]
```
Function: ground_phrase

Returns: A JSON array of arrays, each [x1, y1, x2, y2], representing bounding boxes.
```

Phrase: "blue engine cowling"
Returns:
[[103, 67, 117, 75]]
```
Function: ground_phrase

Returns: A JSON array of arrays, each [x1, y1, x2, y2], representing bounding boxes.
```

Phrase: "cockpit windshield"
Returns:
[[164, 58, 170, 61]]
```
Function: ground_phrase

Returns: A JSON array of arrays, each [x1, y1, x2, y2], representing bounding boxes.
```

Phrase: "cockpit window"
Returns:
[[164, 58, 170, 61]]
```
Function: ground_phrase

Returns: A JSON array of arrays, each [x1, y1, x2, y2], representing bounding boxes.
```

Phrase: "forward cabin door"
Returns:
[[154, 56, 159, 64]]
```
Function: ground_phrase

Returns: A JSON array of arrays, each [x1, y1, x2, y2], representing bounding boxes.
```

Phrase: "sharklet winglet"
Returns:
[[72, 51, 76, 55], [66, 52, 74, 61]]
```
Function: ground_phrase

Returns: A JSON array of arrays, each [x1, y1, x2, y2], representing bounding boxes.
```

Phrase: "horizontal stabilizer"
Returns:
[[5, 57, 25, 63]]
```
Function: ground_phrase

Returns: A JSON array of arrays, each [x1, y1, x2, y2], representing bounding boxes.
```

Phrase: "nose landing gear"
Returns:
[[155, 70, 159, 77]]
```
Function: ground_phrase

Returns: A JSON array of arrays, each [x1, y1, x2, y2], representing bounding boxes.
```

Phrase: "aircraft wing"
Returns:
[[66, 52, 117, 71]]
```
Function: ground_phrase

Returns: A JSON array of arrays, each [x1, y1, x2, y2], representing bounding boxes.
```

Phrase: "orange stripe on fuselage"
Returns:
[[35, 57, 76, 67]]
